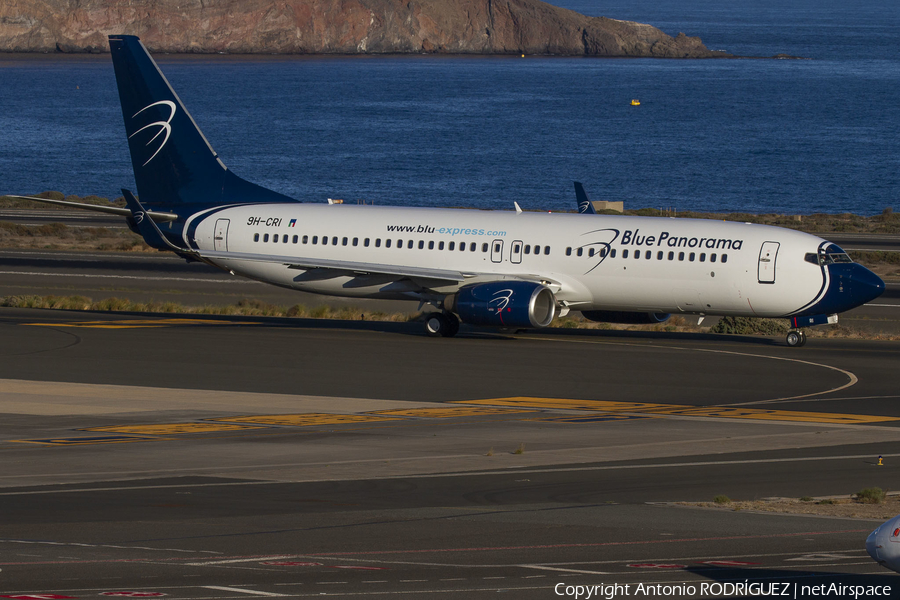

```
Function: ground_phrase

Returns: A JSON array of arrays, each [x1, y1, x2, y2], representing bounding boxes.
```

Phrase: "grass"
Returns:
[[713, 495, 731, 504], [0, 295, 417, 322]]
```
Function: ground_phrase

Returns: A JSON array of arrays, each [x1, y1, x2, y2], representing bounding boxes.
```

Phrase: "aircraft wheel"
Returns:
[[785, 330, 804, 347], [425, 313, 448, 337], [425, 312, 460, 338], [797, 330, 807, 347], [443, 312, 460, 337]]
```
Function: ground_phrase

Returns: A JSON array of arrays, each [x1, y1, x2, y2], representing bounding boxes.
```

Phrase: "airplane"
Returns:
[[867, 513, 900, 573], [10, 34, 885, 346]]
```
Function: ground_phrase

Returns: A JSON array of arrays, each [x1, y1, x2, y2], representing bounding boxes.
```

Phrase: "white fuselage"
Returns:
[[185, 203, 829, 318]]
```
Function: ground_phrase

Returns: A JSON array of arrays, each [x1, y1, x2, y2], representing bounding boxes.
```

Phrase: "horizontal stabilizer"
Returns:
[[6, 195, 177, 222]]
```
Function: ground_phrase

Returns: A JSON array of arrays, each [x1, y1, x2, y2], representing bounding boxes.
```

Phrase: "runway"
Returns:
[[1, 308, 899, 598]]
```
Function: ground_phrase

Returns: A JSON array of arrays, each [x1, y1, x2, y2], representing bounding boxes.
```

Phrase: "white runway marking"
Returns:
[[201, 586, 285, 597], [520, 334, 860, 407], [1, 453, 897, 495]]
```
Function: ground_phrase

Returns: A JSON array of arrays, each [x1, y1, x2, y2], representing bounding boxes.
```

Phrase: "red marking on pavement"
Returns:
[[1, 596, 77, 599], [261, 561, 322, 566], [699, 560, 760, 566], [628, 563, 687, 569], [329, 565, 388, 570]]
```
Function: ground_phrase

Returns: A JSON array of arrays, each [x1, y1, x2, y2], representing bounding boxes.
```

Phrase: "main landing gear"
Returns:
[[425, 311, 460, 338], [785, 329, 807, 347]]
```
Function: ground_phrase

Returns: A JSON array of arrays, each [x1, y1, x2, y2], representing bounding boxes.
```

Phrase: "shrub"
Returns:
[[711, 316, 789, 336], [713, 495, 731, 504], [856, 487, 885, 504]]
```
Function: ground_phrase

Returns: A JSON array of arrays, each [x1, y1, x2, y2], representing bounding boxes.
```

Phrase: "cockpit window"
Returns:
[[810, 243, 854, 266]]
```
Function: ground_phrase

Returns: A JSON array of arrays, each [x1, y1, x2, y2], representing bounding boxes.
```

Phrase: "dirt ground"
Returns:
[[681, 495, 900, 521]]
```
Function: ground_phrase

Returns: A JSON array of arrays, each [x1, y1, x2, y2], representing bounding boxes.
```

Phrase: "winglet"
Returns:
[[574, 181, 596, 214]]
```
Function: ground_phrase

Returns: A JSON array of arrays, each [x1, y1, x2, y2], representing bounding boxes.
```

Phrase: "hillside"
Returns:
[[0, 0, 727, 57]]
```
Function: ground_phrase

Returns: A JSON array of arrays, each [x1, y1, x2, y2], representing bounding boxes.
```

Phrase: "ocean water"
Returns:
[[0, 0, 897, 215]]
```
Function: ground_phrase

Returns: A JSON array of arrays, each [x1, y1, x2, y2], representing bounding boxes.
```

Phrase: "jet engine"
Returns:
[[451, 281, 556, 329], [581, 310, 671, 325]]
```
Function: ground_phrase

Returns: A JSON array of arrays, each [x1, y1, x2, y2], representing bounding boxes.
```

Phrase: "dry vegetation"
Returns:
[[682, 489, 900, 521]]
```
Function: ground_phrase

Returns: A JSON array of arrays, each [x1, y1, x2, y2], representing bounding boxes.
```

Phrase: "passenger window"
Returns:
[[699, 253, 706, 262], [544, 247, 550, 255], [623, 249, 629, 259], [469, 242, 476, 252], [611, 249, 616, 258], [534, 245, 541, 255], [482, 243, 489, 253], [668, 251, 674, 260], [302, 235, 308, 244], [374, 238, 380, 247], [322, 236, 328, 245], [449, 241, 455, 251], [429, 241, 434, 250], [634, 250, 640, 259], [439, 241, 444, 250], [588, 248, 595, 257], [292, 235, 298, 244], [689, 253, 695, 262], [283, 235, 288, 243], [525, 245, 531, 255], [722, 254, 728, 263], [514, 243, 521, 253], [253, 233, 259, 242], [678, 252, 684, 261], [342, 237, 348, 246], [600, 248, 607, 258], [577, 248, 583, 257], [385, 239, 391, 248], [566, 247, 572, 256], [408, 240, 414, 249], [494, 242, 501, 253], [263, 233, 269, 242], [657, 251, 663, 260], [710, 253, 716, 263], [332, 236, 338, 245], [418, 240, 424, 249], [312, 235, 318, 244]]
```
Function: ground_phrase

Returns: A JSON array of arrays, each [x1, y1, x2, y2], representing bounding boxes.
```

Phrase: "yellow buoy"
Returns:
[[630, 99, 640, 106]]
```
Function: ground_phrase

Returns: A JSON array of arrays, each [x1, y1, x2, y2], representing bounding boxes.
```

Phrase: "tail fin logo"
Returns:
[[129, 100, 176, 166], [578, 200, 591, 213]]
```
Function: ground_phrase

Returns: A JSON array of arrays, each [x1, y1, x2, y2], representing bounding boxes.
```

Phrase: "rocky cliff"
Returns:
[[0, 0, 727, 57]]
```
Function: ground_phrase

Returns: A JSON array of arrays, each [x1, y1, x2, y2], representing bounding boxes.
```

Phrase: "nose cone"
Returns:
[[849, 263, 886, 306], [813, 263, 885, 315], [867, 526, 882, 563]]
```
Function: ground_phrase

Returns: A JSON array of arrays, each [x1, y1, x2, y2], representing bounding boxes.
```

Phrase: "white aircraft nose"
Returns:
[[866, 526, 882, 563], [867, 514, 900, 573]]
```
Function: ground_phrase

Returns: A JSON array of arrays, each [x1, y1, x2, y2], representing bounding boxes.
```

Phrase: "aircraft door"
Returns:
[[758, 241, 779, 284], [510, 240, 523, 264], [491, 239, 504, 263], [214, 218, 230, 252]]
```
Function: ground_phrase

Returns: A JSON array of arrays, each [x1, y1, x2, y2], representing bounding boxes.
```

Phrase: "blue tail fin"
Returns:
[[574, 181, 596, 214], [108, 35, 297, 214]]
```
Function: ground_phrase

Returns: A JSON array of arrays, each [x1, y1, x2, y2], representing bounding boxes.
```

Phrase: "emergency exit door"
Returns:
[[758, 241, 779, 284], [214, 219, 230, 252]]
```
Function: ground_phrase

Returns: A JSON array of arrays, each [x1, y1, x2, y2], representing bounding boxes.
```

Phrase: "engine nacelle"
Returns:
[[581, 310, 670, 325], [452, 281, 556, 329]]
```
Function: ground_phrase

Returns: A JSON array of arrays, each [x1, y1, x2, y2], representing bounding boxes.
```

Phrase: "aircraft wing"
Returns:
[[200, 249, 474, 284]]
